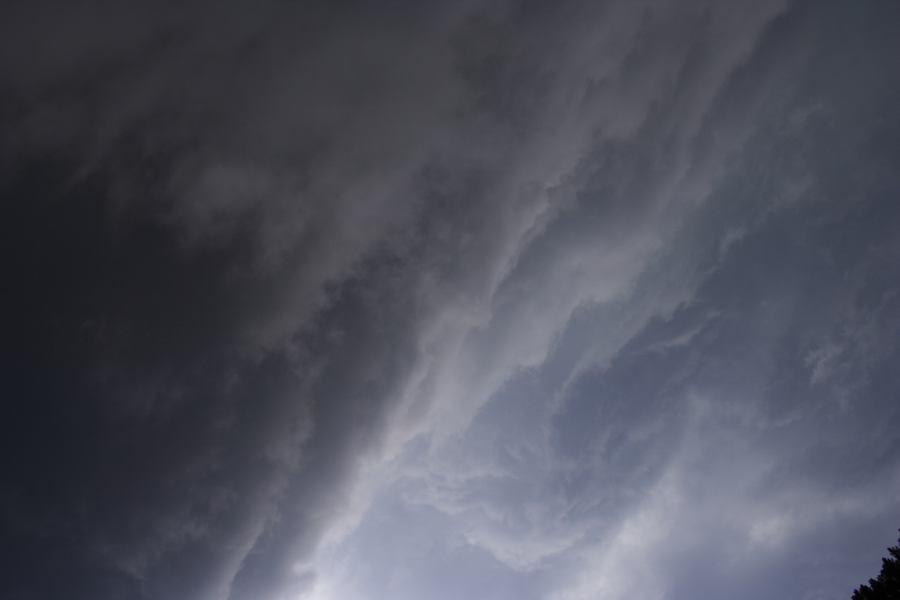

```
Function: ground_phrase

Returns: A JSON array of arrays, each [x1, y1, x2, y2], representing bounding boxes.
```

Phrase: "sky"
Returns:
[[2, 1, 899, 599]]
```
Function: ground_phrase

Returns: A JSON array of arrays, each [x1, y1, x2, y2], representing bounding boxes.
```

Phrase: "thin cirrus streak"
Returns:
[[1, 1, 899, 600]]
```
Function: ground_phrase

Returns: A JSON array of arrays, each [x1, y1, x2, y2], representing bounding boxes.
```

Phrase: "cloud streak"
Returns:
[[2, 1, 899, 599]]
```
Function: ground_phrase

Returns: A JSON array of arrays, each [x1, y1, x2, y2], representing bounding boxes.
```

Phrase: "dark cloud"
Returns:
[[2, 1, 900, 599]]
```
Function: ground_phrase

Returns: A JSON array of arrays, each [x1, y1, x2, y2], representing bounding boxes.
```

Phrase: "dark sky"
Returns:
[[2, 1, 900, 599]]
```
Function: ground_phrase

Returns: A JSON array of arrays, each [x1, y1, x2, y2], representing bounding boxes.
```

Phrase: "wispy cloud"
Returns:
[[2, 1, 900, 599]]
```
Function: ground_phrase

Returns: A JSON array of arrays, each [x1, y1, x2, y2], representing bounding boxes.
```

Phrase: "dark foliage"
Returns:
[[853, 533, 900, 600]]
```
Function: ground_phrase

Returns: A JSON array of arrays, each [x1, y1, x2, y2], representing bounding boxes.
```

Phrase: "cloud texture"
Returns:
[[2, 1, 899, 599]]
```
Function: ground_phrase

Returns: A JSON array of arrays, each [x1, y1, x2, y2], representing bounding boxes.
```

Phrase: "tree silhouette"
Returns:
[[853, 532, 900, 600]]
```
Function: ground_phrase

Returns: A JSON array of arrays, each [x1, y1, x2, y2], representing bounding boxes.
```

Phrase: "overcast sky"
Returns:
[[2, 1, 900, 599]]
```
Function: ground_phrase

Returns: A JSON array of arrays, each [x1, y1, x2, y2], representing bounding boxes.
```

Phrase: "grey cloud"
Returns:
[[300, 3, 900, 600], [3, 1, 900, 600]]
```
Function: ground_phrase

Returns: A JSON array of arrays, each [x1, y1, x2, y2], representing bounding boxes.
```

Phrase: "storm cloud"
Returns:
[[2, 1, 899, 599]]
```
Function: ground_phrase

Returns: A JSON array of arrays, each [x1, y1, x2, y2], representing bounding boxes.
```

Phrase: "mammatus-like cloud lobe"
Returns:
[[2, 1, 899, 599]]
